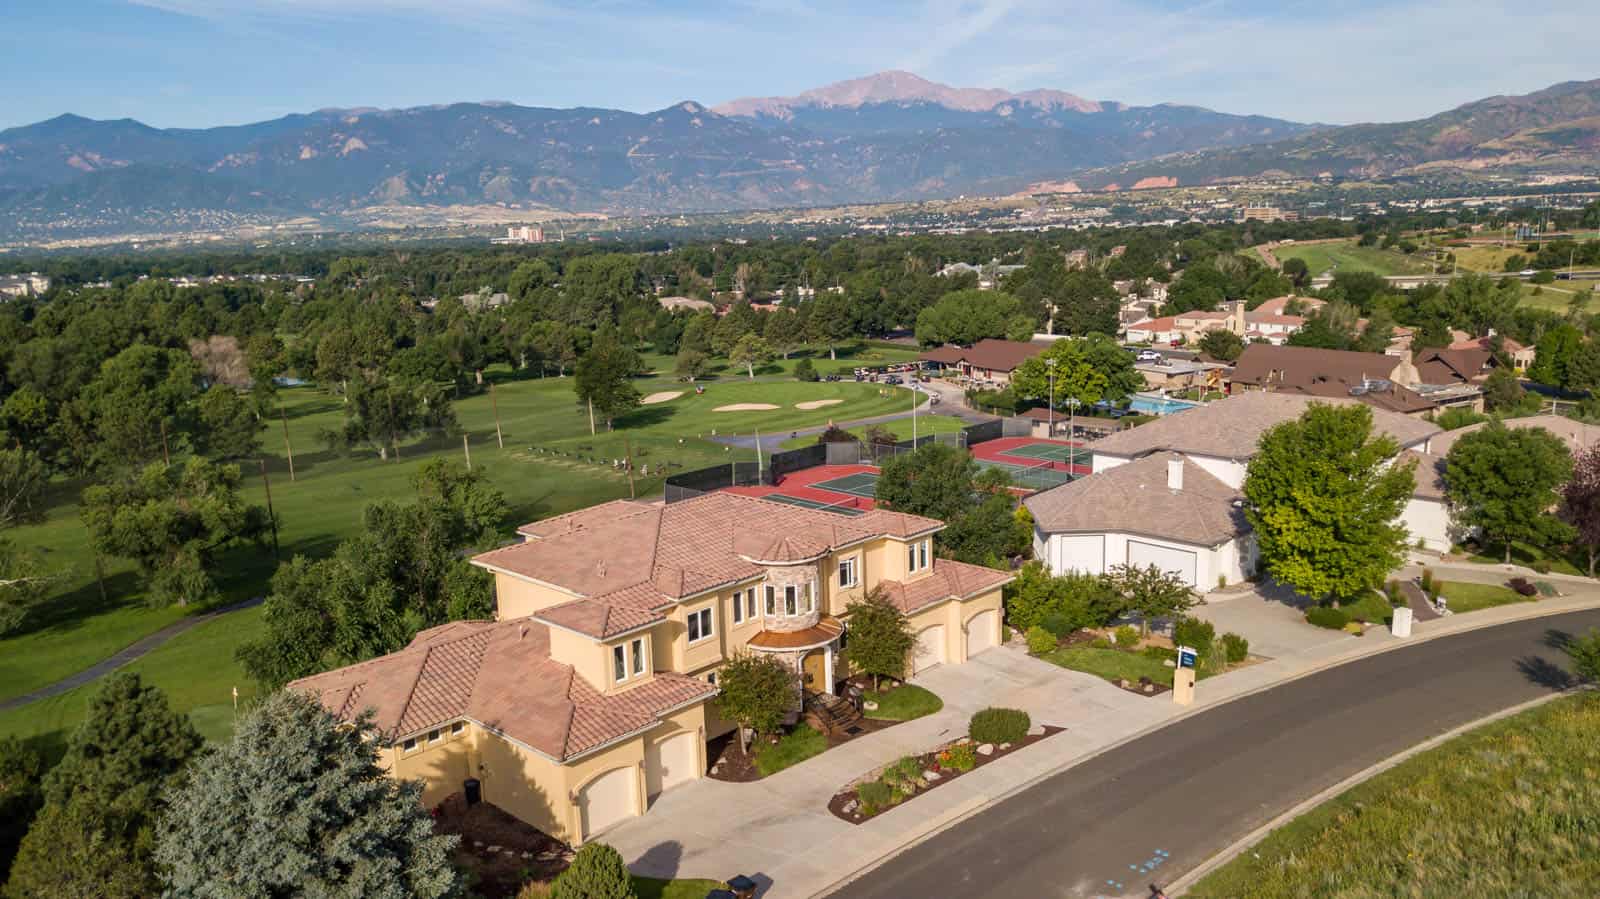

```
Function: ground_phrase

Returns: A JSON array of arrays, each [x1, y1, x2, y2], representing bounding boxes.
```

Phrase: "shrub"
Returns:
[[1141, 645, 1177, 662], [1532, 559, 1552, 574], [793, 358, 818, 382], [937, 742, 977, 773], [882, 756, 923, 795], [1113, 625, 1140, 648], [1039, 611, 1078, 638], [1508, 577, 1538, 597], [1025, 626, 1057, 655], [856, 780, 892, 816], [1089, 637, 1113, 649], [1420, 568, 1434, 593], [550, 843, 635, 899], [1172, 616, 1216, 656], [1306, 606, 1349, 630], [969, 708, 1030, 745], [1384, 580, 1401, 606], [1222, 632, 1249, 664]]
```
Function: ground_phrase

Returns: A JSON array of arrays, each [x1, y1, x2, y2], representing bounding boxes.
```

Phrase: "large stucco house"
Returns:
[[289, 492, 1011, 845], [1026, 392, 1443, 590]]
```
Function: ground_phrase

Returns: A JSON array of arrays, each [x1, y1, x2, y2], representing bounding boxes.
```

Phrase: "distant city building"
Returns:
[[491, 225, 545, 244], [1239, 206, 1298, 223], [0, 272, 50, 299]]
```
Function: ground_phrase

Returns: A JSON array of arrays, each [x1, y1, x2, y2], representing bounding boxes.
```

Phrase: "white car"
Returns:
[[1136, 350, 1163, 362], [1520, 269, 1536, 277]]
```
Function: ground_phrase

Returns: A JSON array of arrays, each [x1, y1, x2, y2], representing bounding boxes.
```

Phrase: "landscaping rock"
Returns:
[[1164, 659, 1176, 667], [485, 845, 501, 854], [521, 852, 533, 859], [1143, 683, 1155, 694], [1118, 678, 1131, 688], [863, 700, 879, 712], [923, 770, 941, 782], [843, 799, 858, 814], [1027, 723, 1045, 736], [999, 743, 1011, 751], [977, 743, 995, 756]]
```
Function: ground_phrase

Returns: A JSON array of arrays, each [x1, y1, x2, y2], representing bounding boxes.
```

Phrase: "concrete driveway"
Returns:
[[602, 647, 1170, 895], [1192, 582, 1356, 659]]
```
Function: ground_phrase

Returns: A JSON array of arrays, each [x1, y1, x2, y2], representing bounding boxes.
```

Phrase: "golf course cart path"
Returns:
[[827, 608, 1600, 899], [0, 596, 263, 712]]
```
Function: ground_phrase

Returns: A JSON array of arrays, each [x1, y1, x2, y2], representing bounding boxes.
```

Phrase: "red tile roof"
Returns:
[[876, 560, 1014, 615], [289, 619, 716, 759], [916, 338, 1048, 373]]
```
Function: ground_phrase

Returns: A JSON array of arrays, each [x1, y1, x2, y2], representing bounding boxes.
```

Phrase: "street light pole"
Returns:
[[1046, 358, 1057, 437]]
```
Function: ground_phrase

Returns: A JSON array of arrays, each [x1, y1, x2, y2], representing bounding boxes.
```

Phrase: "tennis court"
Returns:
[[808, 471, 881, 499], [977, 458, 1077, 489], [995, 441, 1091, 465], [760, 493, 864, 516]]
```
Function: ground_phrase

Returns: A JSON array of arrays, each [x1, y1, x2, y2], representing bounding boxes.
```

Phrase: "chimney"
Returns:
[[1167, 458, 1184, 491]]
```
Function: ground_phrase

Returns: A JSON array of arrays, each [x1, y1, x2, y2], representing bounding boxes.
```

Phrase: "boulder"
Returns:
[[843, 799, 858, 814], [977, 743, 995, 756], [999, 743, 1011, 751], [1118, 678, 1131, 688], [1143, 683, 1155, 694], [923, 770, 942, 782], [1027, 723, 1046, 736], [863, 700, 879, 712], [1164, 659, 1176, 668]]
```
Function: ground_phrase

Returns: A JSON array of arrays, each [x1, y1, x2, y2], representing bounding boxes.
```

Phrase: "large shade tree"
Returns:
[[1447, 422, 1574, 563], [156, 690, 462, 899], [1561, 444, 1600, 576], [1243, 403, 1415, 605]]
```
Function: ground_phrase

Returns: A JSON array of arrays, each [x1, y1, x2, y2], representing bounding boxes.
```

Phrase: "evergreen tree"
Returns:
[[549, 843, 635, 899], [7, 673, 202, 899], [0, 737, 43, 881], [156, 690, 462, 899]]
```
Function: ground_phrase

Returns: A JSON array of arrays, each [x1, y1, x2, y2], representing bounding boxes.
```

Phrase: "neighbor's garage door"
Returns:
[[1126, 540, 1198, 588], [966, 610, 998, 658], [578, 767, 636, 840], [645, 731, 698, 801], [912, 625, 946, 674]]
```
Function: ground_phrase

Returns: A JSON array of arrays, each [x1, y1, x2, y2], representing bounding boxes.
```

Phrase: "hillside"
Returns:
[[0, 72, 1310, 240], [1068, 78, 1600, 190]]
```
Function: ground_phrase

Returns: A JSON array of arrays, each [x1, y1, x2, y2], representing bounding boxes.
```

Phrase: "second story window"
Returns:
[[765, 585, 776, 615], [784, 585, 797, 615], [631, 637, 645, 675], [613, 644, 627, 682], [908, 540, 930, 573], [688, 607, 714, 643], [838, 556, 858, 588], [745, 590, 757, 621], [732, 589, 744, 624], [804, 580, 815, 613]]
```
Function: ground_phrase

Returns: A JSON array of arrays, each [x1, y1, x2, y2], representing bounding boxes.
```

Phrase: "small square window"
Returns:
[[451, 722, 465, 736], [428, 729, 441, 744], [839, 557, 858, 588], [707, 672, 717, 685], [403, 738, 417, 753], [688, 607, 713, 643]]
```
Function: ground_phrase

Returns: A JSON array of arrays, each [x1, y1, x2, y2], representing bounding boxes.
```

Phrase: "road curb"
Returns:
[[816, 597, 1600, 898], [1164, 689, 1574, 896]]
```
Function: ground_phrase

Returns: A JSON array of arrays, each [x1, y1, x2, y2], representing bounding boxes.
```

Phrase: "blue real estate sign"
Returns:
[[1177, 646, 1198, 669]]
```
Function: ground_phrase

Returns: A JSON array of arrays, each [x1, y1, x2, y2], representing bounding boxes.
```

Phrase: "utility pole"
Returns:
[[280, 408, 296, 481], [1046, 358, 1057, 438], [625, 436, 636, 499], [490, 383, 504, 448], [258, 459, 279, 560]]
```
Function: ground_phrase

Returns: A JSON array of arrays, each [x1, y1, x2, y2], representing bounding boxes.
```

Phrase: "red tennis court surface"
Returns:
[[721, 463, 882, 513], [969, 436, 1090, 476]]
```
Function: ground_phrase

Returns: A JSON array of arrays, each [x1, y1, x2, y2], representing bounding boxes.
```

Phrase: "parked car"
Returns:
[[1136, 350, 1163, 362], [824, 374, 842, 382], [884, 375, 903, 385]]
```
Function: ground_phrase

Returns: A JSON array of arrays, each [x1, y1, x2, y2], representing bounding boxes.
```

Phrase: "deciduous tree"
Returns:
[[573, 326, 642, 433], [715, 652, 796, 754], [156, 690, 462, 899], [1244, 403, 1415, 604], [1107, 563, 1194, 636], [842, 589, 915, 690], [1447, 421, 1574, 563], [1561, 444, 1600, 576], [729, 333, 775, 379], [1198, 329, 1245, 362]]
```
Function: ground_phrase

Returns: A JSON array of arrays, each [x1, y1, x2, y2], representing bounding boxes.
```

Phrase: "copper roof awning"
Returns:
[[746, 615, 844, 651]]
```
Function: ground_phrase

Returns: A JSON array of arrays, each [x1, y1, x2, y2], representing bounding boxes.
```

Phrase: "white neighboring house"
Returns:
[[1025, 452, 1255, 591], [1027, 392, 1444, 587]]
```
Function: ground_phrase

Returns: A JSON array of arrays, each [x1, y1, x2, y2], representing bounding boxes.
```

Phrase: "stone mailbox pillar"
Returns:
[[1391, 605, 1414, 638], [1172, 667, 1196, 706]]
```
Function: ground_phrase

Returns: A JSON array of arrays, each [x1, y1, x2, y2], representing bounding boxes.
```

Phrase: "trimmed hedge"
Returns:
[[1306, 606, 1349, 630], [1114, 625, 1140, 648], [970, 707, 1031, 745], [1222, 632, 1249, 664], [1025, 626, 1058, 655]]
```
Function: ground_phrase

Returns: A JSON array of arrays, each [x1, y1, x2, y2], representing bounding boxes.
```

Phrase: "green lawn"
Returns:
[[754, 724, 829, 777], [1453, 540, 1584, 576], [1189, 693, 1600, 897], [862, 684, 943, 721], [777, 413, 966, 450], [1039, 646, 1174, 687], [0, 359, 919, 746], [1275, 240, 1436, 278], [1436, 580, 1535, 614], [632, 876, 726, 899], [1340, 591, 1396, 626]]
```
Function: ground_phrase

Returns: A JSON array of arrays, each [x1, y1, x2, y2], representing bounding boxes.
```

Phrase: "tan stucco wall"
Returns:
[[902, 586, 1004, 666], [677, 595, 725, 673], [492, 572, 578, 620], [476, 726, 575, 841], [548, 625, 610, 687], [389, 724, 475, 809]]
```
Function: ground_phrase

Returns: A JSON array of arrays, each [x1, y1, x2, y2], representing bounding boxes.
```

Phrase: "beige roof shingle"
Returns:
[[1090, 391, 1440, 461], [1025, 452, 1249, 547], [876, 560, 1015, 615]]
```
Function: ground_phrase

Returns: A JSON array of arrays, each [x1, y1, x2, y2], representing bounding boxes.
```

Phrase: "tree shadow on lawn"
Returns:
[[7, 568, 144, 640]]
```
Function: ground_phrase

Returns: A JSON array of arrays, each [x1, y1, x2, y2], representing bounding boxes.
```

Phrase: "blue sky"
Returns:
[[3, 0, 1598, 130]]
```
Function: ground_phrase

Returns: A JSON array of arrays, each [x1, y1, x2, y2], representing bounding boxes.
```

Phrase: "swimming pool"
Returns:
[[1128, 393, 1200, 416]]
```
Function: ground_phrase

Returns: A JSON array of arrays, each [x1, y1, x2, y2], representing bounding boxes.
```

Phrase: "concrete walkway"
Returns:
[[606, 588, 1600, 898], [0, 596, 262, 712]]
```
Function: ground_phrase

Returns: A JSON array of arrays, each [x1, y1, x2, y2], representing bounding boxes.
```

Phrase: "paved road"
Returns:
[[830, 610, 1598, 899], [0, 596, 262, 712]]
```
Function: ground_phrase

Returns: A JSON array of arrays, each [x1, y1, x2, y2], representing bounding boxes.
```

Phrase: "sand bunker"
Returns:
[[713, 403, 780, 412], [641, 391, 683, 405], [794, 399, 844, 410]]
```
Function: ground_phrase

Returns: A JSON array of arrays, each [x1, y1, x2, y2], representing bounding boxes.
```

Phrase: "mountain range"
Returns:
[[1, 71, 1598, 241]]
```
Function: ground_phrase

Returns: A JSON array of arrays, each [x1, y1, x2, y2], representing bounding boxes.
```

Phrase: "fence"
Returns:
[[769, 443, 827, 481], [664, 460, 766, 503]]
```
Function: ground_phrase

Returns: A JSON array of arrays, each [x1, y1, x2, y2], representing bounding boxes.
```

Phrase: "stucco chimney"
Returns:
[[1167, 458, 1184, 491]]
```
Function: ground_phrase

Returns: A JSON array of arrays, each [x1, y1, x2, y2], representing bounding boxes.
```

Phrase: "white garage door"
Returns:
[[912, 625, 946, 674], [966, 610, 998, 657], [578, 767, 636, 840], [645, 731, 698, 801], [1126, 540, 1198, 588]]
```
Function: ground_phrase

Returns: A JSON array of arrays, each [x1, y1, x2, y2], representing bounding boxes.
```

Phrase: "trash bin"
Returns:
[[727, 874, 758, 899], [463, 778, 481, 806]]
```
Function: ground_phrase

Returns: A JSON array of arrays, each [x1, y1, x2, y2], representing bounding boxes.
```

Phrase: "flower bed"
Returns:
[[826, 725, 1065, 824]]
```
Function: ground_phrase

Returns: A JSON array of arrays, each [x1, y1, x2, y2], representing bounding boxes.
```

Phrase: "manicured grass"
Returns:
[[777, 413, 966, 450], [1039, 646, 1173, 687], [1339, 591, 1396, 626], [639, 340, 921, 381], [632, 876, 726, 899], [1453, 540, 1585, 576], [1189, 693, 1600, 898], [754, 724, 830, 777], [1275, 240, 1435, 277], [1435, 580, 1535, 614], [863, 684, 943, 721], [0, 363, 917, 740]]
